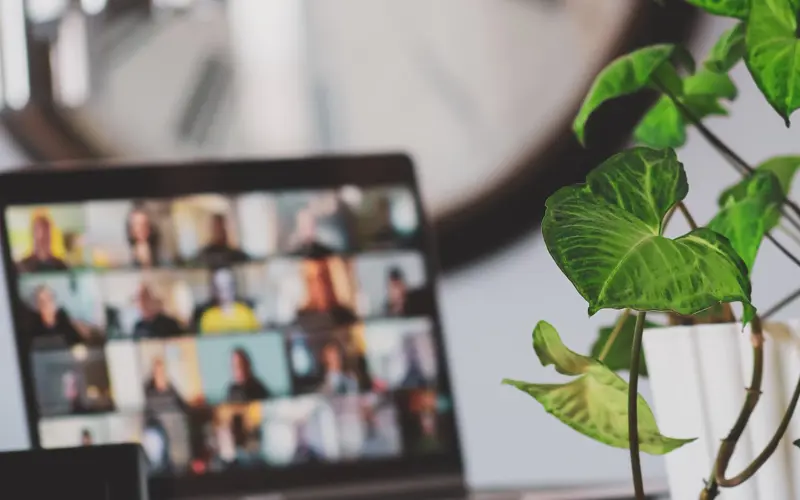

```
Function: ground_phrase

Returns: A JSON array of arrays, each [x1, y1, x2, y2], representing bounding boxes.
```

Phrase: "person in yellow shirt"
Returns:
[[197, 267, 260, 334]]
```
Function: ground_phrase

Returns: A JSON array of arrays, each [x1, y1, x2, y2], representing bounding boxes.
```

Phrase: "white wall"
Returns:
[[0, 11, 799, 493]]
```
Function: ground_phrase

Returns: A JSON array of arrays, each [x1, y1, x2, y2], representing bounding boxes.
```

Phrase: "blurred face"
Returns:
[[81, 431, 92, 446], [36, 287, 57, 318], [231, 351, 248, 383], [420, 411, 436, 437], [322, 344, 342, 372], [62, 372, 78, 400], [213, 269, 236, 304], [388, 278, 406, 304], [304, 262, 334, 310], [130, 211, 151, 242], [152, 359, 168, 389], [32, 216, 51, 252], [210, 215, 227, 245], [136, 284, 159, 318], [296, 209, 316, 242]]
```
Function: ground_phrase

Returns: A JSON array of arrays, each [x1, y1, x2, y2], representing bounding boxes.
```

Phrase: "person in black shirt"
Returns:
[[384, 267, 428, 317], [292, 421, 323, 463], [144, 357, 188, 412], [399, 335, 429, 388], [132, 283, 184, 339], [227, 348, 270, 403], [194, 214, 249, 267], [28, 285, 87, 347], [17, 214, 68, 273]]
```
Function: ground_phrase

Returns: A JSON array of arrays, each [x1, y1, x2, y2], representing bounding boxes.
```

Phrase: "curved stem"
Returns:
[[629, 311, 648, 500], [717, 363, 800, 487], [599, 309, 631, 362], [701, 316, 764, 498]]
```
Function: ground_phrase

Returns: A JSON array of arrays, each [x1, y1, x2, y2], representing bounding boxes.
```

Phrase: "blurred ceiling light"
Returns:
[[52, 6, 90, 107], [80, 0, 108, 16], [25, 0, 67, 23], [0, 0, 31, 109]]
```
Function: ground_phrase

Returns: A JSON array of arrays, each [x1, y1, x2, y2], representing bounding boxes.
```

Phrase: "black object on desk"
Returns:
[[0, 444, 148, 500]]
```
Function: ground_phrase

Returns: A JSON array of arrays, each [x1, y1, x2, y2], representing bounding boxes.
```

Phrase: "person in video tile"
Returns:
[[17, 213, 69, 273], [400, 335, 430, 389], [197, 267, 259, 334], [80, 428, 93, 446], [227, 348, 270, 402], [385, 267, 428, 317], [229, 412, 264, 467], [318, 339, 359, 395], [28, 285, 90, 346], [144, 357, 188, 412], [194, 214, 249, 267], [296, 260, 356, 330], [287, 208, 335, 259], [62, 370, 89, 414], [126, 206, 161, 268], [293, 421, 323, 463], [133, 283, 184, 339]]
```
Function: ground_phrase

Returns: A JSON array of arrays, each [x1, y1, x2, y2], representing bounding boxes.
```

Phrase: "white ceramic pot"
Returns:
[[643, 321, 800, 500]]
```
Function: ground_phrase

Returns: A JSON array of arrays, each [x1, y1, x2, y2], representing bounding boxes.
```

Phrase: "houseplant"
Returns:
[[502, 1, 800, 499]]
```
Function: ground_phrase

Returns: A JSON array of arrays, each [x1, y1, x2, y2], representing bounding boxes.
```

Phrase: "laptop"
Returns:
[[0, 155, 465, 499]]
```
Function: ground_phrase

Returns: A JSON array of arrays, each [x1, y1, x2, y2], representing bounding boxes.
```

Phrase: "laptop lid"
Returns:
[[0, 155, 464, 499]]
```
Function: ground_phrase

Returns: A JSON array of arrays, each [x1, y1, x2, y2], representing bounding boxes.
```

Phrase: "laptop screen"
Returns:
[[0, 156, 462, 498]]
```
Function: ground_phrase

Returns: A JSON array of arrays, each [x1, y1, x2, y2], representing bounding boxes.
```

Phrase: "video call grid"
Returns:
[[7, 186, 455, 475]]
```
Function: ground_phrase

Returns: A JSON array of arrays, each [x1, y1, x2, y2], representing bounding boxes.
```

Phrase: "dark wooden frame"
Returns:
[[1, 2, 699, 273]]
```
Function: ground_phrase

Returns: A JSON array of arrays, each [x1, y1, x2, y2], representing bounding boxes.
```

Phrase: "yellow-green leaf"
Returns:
[[503, 321, 694, 455], [719, 155, 800, 201], [542, 147, 754, 319], [745, 0, 800, 125], [574, 45, 676, 144]]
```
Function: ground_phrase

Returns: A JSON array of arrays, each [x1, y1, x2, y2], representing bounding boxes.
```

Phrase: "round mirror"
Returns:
[[1, 0, 696, 270]]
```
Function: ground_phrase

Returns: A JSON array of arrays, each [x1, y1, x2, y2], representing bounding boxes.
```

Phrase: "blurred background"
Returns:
[[0, 0, 798, 493]]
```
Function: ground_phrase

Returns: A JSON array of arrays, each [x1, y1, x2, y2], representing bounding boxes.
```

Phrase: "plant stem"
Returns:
[[599, 309, 631, 362], [779, 222, 800, 248], [629, 311, 648, 500], [767, 232, 800, 269], [701, 316, 764, 498], [677, 201, 698, 229]]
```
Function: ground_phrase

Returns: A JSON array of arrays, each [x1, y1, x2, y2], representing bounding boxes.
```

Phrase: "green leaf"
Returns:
[[542, 147, 754, 319], [705, 22, 746, 72], [685, 0, 749, 19], [503, 321, 694, 455], [590, 314, 660, 376], [719, 156, 800, 201], [745, 0, 800, 125], [634, 97, 686, 148], [708, 171, 784, 271], [574, 45, 677, 144], [684, 68, 738, 100]]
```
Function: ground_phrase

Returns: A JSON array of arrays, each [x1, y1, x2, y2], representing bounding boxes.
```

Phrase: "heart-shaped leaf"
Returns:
[[503, 321, 695, 455], [745, 0, 800, 125], [706, 22, 746, 73], [574, 45, 677, 144], [685, 0, 748, 19], [720, 156, 800, 201], [708, 171, 784, 271], [590, 314, 661, 377], [543, 147, 754, 319]]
